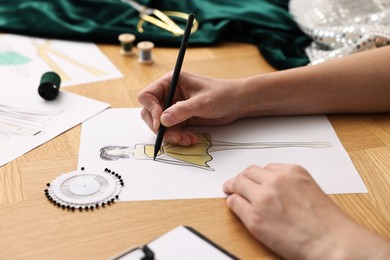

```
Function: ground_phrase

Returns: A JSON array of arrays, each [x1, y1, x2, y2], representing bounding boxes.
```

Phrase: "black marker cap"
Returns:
[[38, 71, 61, 101]]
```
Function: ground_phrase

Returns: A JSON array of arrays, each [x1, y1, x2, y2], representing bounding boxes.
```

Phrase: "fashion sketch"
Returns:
[[35, 40, 107, 81], [100, 133, 331, 171], [0, 104, 63, 141]]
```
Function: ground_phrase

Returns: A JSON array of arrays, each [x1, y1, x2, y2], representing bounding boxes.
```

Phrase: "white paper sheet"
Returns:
[[0, 86, 109, 167], [148, 226, 235, 260], [78, 108, 367, 201], [0, 34, 122, 88]]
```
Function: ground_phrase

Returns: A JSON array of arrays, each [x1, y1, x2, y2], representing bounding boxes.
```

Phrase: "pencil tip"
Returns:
[[153, 148, 158, 160]]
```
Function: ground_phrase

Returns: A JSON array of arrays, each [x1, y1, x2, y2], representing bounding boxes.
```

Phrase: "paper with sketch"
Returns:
[[78, 108, 367, 201], [0, 86, 109, 167], [0, 34, 122, 88]]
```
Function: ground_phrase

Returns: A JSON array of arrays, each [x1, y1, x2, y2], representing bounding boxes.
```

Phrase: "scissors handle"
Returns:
[[143, 9, 185, 35], [140, 14, 181, 35], [122, 0, 190, 35], [152, 9, 183, 33]]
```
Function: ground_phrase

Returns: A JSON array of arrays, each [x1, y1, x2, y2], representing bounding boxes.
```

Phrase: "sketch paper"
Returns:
[[0, 34, 122, 88], [0, 86, 109, 167], [78, 108, 367, 201]]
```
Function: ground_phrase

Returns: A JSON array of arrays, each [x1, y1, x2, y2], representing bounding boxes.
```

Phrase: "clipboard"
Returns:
[[110, 225, 239, 260]]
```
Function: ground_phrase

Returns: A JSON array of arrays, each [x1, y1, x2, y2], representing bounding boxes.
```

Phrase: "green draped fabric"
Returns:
[[0, 0, 310, 70]]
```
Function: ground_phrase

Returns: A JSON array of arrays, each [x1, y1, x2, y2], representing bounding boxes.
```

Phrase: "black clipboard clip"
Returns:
[[110, 245, 154, 260], [141, 245, 155, 260]]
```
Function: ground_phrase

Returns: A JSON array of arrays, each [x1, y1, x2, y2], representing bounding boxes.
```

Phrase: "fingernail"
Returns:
[[153, 120, 159, 131]]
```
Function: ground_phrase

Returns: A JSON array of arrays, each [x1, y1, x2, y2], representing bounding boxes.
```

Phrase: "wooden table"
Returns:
[[1, 42, 389, 259]]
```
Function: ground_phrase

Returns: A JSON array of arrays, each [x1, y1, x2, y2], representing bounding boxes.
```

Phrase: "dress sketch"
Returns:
[[35, 40, 107, 81], [0, 104, 63, 141], [100, 133, 331, 171], [1, 37, 108, 80]]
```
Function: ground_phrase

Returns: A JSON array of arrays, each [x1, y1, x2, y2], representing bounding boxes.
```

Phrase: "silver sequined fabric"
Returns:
[[289, 0, 390, 65]]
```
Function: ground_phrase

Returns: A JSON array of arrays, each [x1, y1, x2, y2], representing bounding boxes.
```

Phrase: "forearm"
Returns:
[[237, 46, 390, 118], [308, 222, 390, 260]]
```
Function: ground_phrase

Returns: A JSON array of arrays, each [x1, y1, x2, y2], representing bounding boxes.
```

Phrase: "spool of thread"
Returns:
[[118, 33, 136, 56], [38, 71, 61, 101], [137, 41, 154, 64]]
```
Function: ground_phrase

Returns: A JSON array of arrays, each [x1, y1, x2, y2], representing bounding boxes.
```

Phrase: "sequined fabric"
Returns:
[[289, 0, 390, 65]]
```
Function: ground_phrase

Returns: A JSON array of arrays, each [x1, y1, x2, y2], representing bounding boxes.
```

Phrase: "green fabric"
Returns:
[[0, 0, 310, 70]]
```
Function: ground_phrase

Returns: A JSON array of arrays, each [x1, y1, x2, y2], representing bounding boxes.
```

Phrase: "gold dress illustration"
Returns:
[[144, 133, 213, 168]]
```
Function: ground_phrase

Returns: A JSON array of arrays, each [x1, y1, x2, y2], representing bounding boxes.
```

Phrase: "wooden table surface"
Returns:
[[0, 41, 389, 260]]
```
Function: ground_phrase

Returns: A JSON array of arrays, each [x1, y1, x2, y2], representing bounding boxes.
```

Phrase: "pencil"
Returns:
[[153, 13, 195, 160]]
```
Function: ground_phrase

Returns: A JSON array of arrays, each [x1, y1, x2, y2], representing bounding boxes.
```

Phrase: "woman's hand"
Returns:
[[138, 71, 244, 146], [223, 163, 390, 259]]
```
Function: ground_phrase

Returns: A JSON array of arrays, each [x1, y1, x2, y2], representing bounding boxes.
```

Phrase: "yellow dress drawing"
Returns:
[[144, 133, 213, 168]]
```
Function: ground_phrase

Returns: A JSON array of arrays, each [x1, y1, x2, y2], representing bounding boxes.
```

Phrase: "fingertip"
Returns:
[[225, 194, 253, 226], [164, 132, 192, 146], [153, 118, 160, 131], [137, 90, 146, 104], [226, 194, 235, 207], [161, 101, 191, 127], [160, 111, 172, 127], [178, 133, 194, 146], [164, 133, 178, 144], [225, 194, 245, 211], [150, 106, 163, 131], [140, 108, 156, 133], [222, 179, 232, 193], [188, 132, 198, 145]]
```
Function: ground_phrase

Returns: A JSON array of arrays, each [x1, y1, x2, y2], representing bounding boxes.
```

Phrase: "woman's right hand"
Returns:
[[138, 71, 243, 146]]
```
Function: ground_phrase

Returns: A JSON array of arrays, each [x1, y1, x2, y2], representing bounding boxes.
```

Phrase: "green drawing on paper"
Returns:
[[0, 51, 31, 65]]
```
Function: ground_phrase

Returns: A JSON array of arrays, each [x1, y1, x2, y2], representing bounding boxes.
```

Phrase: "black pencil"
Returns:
[[153, 13, 195, 160]]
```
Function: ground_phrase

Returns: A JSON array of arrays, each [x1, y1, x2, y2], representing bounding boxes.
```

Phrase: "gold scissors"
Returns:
[[122, 0, 198, 36]]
